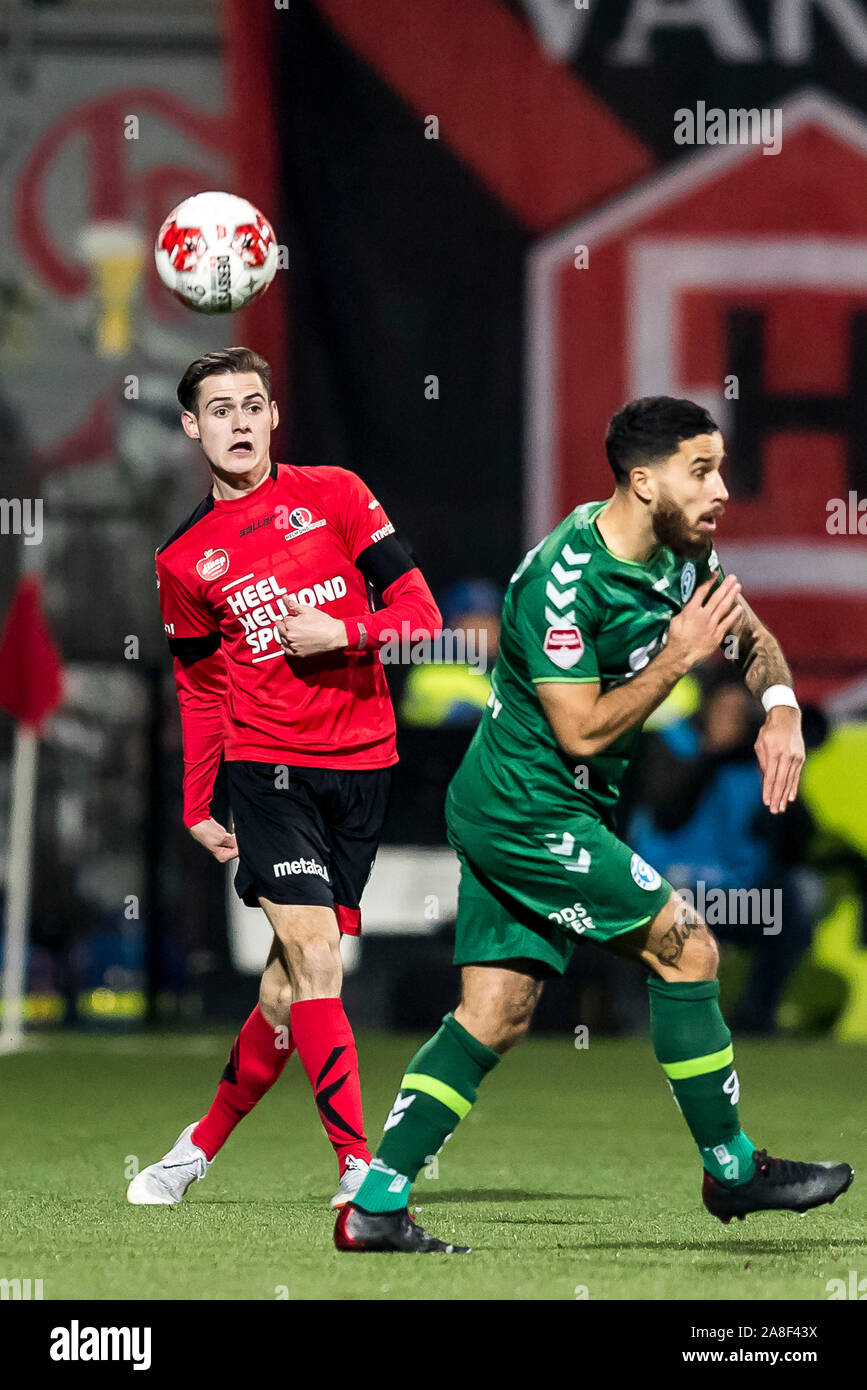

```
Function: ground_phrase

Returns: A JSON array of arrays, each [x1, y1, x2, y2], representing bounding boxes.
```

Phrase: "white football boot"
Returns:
[[126, 1123, 211, 1205], [330, 1154, 370, 1209]]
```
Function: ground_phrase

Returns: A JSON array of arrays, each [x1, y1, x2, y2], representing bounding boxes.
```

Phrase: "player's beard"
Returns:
[[650, 496, 713, 560]]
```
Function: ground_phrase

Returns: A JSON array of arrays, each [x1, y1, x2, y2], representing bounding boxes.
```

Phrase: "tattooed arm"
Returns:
[[728, 596, 805, 815], [728, 595, 793, 696]]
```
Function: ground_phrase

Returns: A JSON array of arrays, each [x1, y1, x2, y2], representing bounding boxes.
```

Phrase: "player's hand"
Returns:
[[666, 575, 743, 674], [188, 817, 239, 862], [755, 706, 805, 815], [276, 602, 347, 657]]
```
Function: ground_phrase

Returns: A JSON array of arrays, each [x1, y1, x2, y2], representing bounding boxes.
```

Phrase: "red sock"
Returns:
[[290, 997, 371, 1174], [192, 1005, 295, 1161]]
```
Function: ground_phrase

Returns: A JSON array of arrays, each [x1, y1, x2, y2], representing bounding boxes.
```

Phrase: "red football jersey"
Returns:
[[156, 461, 441, 827]]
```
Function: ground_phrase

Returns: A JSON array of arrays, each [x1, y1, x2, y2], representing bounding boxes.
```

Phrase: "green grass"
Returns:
[[1, 1031, 866, 1300]]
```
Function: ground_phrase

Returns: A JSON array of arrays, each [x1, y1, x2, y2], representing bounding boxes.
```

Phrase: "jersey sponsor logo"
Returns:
[[226, 573, 290, 617], [368, 498, 379, 509], [543, 623, 584, 669], [681, 561, 697, 602], [284, 517, 326, 541], [630, 853, 662, 892], [370, 520, 395, 544], [239, 515, 274, 538], [196, 548, 229, 581], [290, 575, 347, 607], [227, 571, 349, 656], [288, 507, 312, 530], [547, 900, 596, 933], [272, 856, 330, 882], [544, 831, 591, 873]]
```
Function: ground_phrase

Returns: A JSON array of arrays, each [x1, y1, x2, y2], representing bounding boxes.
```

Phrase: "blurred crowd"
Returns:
[[3, 570, 867, 1038]]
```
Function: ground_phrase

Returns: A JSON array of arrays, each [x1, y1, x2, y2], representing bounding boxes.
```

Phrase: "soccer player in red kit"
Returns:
[[126, 346, 441, 1208]]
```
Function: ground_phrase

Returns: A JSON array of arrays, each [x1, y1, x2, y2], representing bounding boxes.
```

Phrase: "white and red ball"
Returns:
[[154, 191, 278, 313]]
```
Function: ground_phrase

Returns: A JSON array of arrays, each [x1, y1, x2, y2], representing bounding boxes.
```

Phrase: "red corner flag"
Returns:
[[0, 576, 64, 731]]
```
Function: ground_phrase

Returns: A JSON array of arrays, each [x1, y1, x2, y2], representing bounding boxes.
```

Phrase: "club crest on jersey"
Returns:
[[681, 561, 696, 602], [630, 853, 662, 892], [282, 505, 327, 542], [196, 548, 229, 582], [543, 624, 584, 669]]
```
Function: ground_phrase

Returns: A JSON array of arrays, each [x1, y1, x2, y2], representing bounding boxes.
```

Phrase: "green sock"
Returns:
[[699, 1129, 757, 1185], [648, 977, 756, 1186], [353, 1013, 500, 1213]]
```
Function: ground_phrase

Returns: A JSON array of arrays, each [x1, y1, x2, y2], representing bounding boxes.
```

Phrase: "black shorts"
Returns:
[[226, 761, 393, 934]]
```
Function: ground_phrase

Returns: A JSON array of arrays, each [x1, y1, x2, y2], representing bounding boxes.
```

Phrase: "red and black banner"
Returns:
[[228, 0, 867, 700]]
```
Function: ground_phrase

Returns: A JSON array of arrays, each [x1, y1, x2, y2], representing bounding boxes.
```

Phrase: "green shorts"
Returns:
[[445, 793, 673, 976]]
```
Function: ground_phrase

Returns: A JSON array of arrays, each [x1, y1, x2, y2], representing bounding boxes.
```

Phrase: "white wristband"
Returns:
[[761, 684, 800, 713]]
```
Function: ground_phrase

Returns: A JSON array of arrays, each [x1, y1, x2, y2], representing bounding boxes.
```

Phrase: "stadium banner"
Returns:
[[260, 0, 867, 700], [526, 91, 867, 701]]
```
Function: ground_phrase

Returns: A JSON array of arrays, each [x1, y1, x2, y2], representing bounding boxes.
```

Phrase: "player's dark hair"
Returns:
[[177, 346, 272, 414], [605, 396, 719, 485]]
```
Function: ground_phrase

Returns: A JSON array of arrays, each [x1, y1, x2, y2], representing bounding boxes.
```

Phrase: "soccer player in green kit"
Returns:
[[335, 397, 854, 1253]]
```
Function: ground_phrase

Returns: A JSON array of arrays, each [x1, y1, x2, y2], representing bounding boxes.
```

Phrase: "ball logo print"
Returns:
[[680, 561, 696, 603], [157, 219, 206, 273], [543, 624, 584, 670], [233, 213, 275, 268], [154, 191, 278, 313], [630, 853, 662, 892]]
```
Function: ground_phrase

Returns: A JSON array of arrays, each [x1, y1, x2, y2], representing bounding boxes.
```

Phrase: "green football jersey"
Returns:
[[448, 500, 722, 827]]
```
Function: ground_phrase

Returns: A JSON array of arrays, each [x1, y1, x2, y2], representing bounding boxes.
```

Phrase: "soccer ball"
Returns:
[[154, 191, 278, 313]]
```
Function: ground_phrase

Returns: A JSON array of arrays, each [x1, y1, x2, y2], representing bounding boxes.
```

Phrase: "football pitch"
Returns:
[[2, 1031, 865, 1302]]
